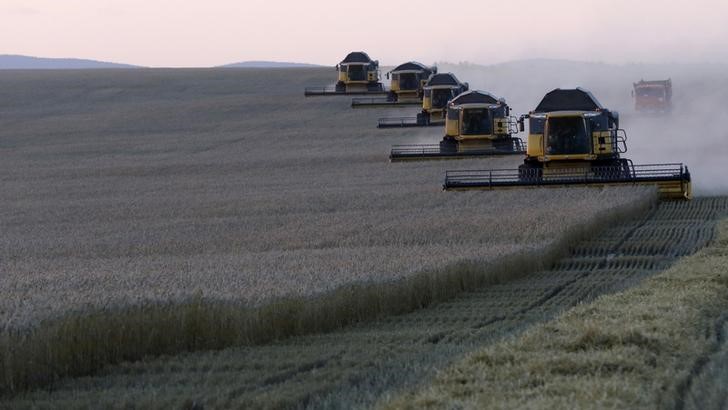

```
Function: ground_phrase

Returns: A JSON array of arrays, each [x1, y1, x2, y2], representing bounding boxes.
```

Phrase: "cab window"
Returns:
[[461, 108, 492, 135], [546, 117, 590, 154], [432, 89, 452, 108], [447, 107, 459, 120]]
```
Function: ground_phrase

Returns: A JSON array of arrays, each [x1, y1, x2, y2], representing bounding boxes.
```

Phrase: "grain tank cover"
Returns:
[[534, 88, 604, 113], [392, 61, 428, 72], [426, 73, 461, 86], [634, 79, 672, 87], [340, 52, 373, 64], [450, 90, 500, 105]]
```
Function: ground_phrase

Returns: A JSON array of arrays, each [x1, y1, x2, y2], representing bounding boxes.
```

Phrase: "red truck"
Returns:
[[633, 79, 672, 113]]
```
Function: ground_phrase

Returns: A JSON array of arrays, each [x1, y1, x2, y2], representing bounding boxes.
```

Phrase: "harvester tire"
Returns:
[[368, 82, 383, 92], [518, 162, 543, 182], [494, 138, 517, 152], [439, 139, 457, 154]]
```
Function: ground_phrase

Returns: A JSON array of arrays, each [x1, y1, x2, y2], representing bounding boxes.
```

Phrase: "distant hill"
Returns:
[[220, 61, 323, 68], [0, 55, 139, 69]]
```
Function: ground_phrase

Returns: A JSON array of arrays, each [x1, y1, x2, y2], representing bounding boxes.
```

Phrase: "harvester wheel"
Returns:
[[368, 82, 383, 92], [518, 162, 542, 182], [335, 82, 345, 92], [439, 139, 457, 154], [416, 112, 430, 126], [494, 138, 517, 152]]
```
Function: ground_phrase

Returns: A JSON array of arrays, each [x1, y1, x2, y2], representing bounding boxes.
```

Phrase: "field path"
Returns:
[[10, 198, 728, 409]]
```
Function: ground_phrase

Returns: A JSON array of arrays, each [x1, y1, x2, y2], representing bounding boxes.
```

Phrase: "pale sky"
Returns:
[[1, 0, 727, 67]]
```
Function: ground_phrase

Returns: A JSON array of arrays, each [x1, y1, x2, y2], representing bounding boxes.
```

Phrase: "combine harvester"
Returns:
[[378, 73, 468, 128], [351, 62, 436, 107], [390, 90, 525, 161], [304, 52, 386, 96], [632, 79, 672, 113], [444, 88, 691, 199]]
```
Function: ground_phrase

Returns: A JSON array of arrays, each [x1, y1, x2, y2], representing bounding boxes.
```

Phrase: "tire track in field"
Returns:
[[676, 314, 728, 410], [14, 198, 728, 409]]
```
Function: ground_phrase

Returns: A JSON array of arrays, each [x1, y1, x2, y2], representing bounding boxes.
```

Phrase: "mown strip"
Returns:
[[0, 192, 656, 396], [383, 218, 728, 410]]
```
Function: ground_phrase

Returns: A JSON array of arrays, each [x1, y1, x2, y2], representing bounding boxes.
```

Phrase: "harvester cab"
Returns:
[[519, 88, 626, 174], [304, 52, 386, 96], [389, 90, 525, 161], [351, 62, 436, 107], [632, 79, 672, 113], [377, 73, 468, 128], [444, 88, 692, 199]]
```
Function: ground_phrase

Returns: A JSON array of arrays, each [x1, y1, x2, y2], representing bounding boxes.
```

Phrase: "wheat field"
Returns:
[[5, 196, 725, 409], [0, 67, 662, 393], [4, 60, 728, 402]]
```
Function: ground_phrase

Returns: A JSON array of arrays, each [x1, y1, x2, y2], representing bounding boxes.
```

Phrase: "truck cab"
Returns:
[[633, 79, 672, 113]]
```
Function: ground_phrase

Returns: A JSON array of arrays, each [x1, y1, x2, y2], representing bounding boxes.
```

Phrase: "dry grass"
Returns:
[[383, 219, 728, 410], [0, 68, 657, 394]]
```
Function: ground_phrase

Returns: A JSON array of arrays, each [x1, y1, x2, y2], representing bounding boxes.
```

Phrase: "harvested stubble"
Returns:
[[384, 213, 728, 410], [0, 68, 656, 394]]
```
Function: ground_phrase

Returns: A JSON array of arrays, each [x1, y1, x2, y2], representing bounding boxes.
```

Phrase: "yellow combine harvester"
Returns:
[[351, 62, 435, 107], [304, 52, 386, 96], [444, 88, 692, 199], [390, 90, 525, 161], [377, 73, 468, 128]]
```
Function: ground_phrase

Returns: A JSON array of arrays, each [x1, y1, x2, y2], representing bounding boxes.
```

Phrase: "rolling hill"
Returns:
[[0, 54, 139, 69]]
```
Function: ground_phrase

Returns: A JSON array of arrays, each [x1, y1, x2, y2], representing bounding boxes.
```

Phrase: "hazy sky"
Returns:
[[2, 0, 727, 67]]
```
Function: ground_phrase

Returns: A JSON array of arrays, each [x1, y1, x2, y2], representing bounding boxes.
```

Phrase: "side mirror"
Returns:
[[386, 72, 390, 80], [518, 116, 526, 132]]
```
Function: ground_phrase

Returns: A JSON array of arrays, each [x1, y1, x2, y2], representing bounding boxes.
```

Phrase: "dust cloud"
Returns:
[[433, 60, 728, 196]]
